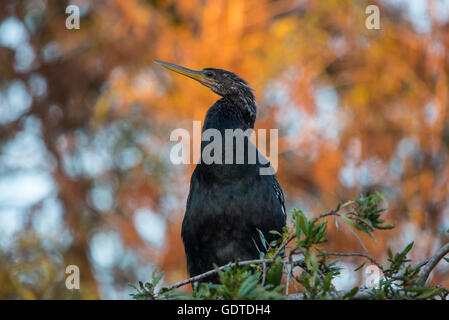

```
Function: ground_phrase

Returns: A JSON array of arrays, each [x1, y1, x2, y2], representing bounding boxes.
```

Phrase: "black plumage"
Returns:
[[154, 60, 286, 280]]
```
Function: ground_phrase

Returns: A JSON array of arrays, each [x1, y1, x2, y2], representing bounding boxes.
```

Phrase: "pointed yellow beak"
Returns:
[[153, 60, 203, 82]]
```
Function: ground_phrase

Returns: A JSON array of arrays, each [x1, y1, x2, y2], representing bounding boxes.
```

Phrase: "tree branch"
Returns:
[[416, 242, 449, 286], [161, 258, 277, 293], [314, 208, 340, 220], [323, 252, 384, 273], [155, 207, 448, 300]]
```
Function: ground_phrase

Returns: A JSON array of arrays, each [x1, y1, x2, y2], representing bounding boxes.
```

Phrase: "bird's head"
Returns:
[[154, 60, 256, 126], [153, 60, 252, 97]]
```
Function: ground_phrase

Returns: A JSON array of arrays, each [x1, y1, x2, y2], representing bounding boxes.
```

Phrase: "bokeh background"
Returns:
[[1, 0, 449, 299]]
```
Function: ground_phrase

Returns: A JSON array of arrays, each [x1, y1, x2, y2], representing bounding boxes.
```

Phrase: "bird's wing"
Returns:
[[273, 177, 286, 219]]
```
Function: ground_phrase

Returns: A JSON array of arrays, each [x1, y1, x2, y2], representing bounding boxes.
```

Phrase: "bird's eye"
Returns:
[[204, 71, 214, 78]]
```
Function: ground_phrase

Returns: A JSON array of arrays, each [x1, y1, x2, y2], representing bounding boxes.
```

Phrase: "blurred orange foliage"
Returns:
[[0, 0, 448, 298]]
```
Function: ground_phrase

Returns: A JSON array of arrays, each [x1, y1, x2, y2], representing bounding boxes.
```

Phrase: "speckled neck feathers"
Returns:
[[203, 68, 257, 128], [224, 82, 257, 129]]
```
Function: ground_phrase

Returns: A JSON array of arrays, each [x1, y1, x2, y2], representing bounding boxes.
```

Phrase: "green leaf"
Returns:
[[298, 213, 308, 236], [341, 200, 354, 208], [152, 270, 164, 287], [412, 287, 443, 299], [376, 224, 395, 230], [401, 242, 414, 257], [305, 251, 318, 273], [358, 217, 374, 229], [237, 276, 258, 298], [266, 257, 283, 287], [342, 287, 359, 299], [252, 238, 261, 254], [340, 213, 358, 229], [387, 248, 393, 259], [269, 230, 282, 237], [322, 272, 333, 293], [257, 229, 268, 251]]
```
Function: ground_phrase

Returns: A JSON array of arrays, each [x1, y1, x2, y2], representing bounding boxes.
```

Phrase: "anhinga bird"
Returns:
[[154, 60, 286, 280]]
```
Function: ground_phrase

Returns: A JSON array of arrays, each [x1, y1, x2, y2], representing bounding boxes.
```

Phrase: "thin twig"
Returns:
[[285, 261, 291, 295], [261, 261, 267, 286], [272, 232, 296, 260], [392, 257, 431, 281], [162, 258, 276, 293], [322, 252, 384, 273], [315, 207, 370, 252], [314, 209, 340, 221]]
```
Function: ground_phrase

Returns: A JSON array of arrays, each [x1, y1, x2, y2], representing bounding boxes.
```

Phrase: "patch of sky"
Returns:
[[42, 41, 61, 62], [14, 41, 35, 72], [62, 125, 127, 178], [0, 17, 28, 49], [395, 222, 417, 252], [384, 0, 433, 33], [28, 73, 48, 97], [332, 262, 358, 291], [339, 162, 359, 188], [265, 81, 343, 154], [0, 80, 33, 124], [264, 79, 306, 144], [314, 86, 340, 142], [0, 113, 58, 252], [24, 1, 46, 33], [132, 67, 162, 97], [94, 248, 149, 299], [90, 232, 147, 298], [0, 208, 25, 250], [69, 0, 91, 17], [116, 147, 142, 170], [397, 136, 420, 159], [79, 147, 112, 177], [388, 136, 420, 180], [90, 231, 125, 270], [424, 101, 438, 125], [327, 35, 347, 57], [340, 156, 385, 188], [133, 208, 166, 248], [389, 156, 403, 179], [264, 79, 290, 106], [32, 197, 63, 238], [0, 171, 54, 209], [360, 157, 385, 187], [159, 192, 186, 216], [1, 116, 50, 171], [89, 184, 115, 212], [434, 0, 449, 24]]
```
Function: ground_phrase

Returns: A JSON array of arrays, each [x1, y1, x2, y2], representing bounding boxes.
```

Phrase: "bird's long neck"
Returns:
[[198, 98, 261, 182], [223, 90, 257, 129]]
